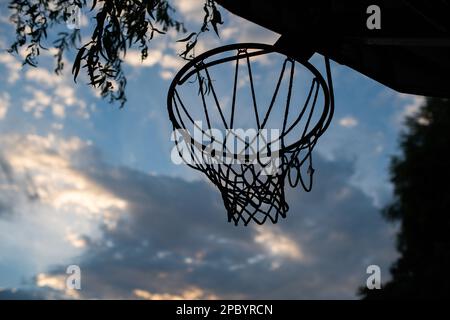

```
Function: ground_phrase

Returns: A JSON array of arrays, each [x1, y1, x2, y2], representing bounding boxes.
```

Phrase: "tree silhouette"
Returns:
[[7, 0, 222, 107], [362, 97, 450, 299]]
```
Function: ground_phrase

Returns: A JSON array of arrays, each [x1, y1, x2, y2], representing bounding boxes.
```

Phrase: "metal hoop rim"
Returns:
[[167, 43, 333, 153]]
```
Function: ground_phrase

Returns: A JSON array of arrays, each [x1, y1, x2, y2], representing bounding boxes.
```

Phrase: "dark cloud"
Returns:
[[0, 140, 397, 299], [0, 154, 40, 217], [0, 156, 13, 217], [0, 288, 68, 300], [39, 152, 396, 299], [0, 156, 13, 182]]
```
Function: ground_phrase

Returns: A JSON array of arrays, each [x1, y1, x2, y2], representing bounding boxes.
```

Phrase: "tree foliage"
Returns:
[[8, 0, 222, 107], [361, 97, 450, 299]]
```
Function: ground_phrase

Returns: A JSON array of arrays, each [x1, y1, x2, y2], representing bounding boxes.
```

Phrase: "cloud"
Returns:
[[124, 48, 184, 71], [23, 73, 89, 119], [339, 116, 358, 128], [122, 41, 185, 82], [0, 53, 21, 84], [0, 92, 10, 119], [0, 13, 91, 120], [0, 0, 399, 299], [0, 134, 128, 287], [254, 226, 305, 262], [392, 93, 426, 126], [160, 70, 174, 80], [131, 0, 281, 81], [36, 273, 81, 299], [0, 47, 88, 120], [25, 68, 61, 86], [0, 131, 396, 299], [65, 231, 88, 249], [22, 88, 52, 118], [160, 54, 185, 71], [173, 0, 206, 23], [0, 288, 66, 300], [134, 287, 218, 300], [1, 134, 127, 217]]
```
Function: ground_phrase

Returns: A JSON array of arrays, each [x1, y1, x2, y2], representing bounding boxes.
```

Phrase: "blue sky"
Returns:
[[0, 0, 426, 299]]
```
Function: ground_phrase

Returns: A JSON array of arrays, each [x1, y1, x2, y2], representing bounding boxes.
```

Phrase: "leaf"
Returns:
[[177, 32, 196, 43], [153, 28, 166, 35], [147, 0, 156, 19], [211, 6, 223, 37], [72, 47, 86, 82], [211, 21, 219, 37], [90, 0, 98, 11], [24, 57, 37, 68], [180, 39, 197, 59]]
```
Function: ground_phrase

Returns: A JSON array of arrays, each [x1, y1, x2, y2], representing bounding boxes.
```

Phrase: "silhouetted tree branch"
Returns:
[[8, 0, 221, 107]]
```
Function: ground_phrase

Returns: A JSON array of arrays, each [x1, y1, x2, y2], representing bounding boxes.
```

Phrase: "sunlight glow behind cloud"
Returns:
[[254, 226, 305, 262], [2, 134, 127, 218], [134, 287, 218, 300], [0, 133, 129, 287], [36, 273, 80, 299]]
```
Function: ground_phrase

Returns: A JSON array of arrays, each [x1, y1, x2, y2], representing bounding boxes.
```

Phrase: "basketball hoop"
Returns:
[[167, 43, 334, 225]]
